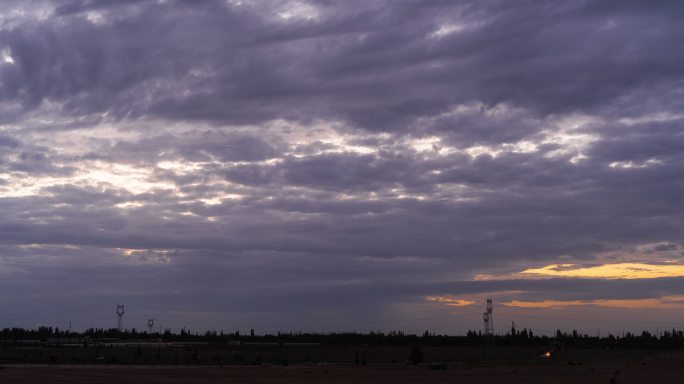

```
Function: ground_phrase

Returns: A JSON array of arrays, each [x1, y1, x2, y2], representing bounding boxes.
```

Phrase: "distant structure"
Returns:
[[483, 298, 494, 335], [148, 319, 154, 334], [116, 305, 125, 332]]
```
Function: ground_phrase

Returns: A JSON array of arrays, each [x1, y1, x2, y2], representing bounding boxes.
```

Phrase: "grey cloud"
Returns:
[[108, 131, 280, 165], [281, 153, 412, 191], [0, 135, 20, 148], [1, 1, 681, 130], [221, 163, 278, 186], [1, 0, 684, 332], [179, 133, 279, 162], [655, 243, 678, 252], [0, 140, 77, 176]]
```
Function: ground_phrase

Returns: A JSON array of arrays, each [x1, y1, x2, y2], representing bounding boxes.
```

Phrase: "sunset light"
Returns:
[[520, 263, 684, 280]]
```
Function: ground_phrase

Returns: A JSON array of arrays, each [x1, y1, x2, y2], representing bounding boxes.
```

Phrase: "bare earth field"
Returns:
[[2, 351, 684, 384]]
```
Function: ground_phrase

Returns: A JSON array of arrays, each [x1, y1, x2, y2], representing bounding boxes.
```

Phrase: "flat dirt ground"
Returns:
[[2, 352, 684, 383]]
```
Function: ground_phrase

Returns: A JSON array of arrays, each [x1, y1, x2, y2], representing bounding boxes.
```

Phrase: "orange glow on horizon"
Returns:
[[502, 295, 684, 309], [425, 296, 476, 307], [520, 262, 684, 279]]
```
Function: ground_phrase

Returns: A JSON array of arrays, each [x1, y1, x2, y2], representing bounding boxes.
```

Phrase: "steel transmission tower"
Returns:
[[116, 305, 125, 332], [483, 298, 494, 335]]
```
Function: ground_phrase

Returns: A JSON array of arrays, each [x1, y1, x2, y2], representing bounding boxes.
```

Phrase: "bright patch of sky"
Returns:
[[609, 159, 663, 169], [521, 263, 684, 280], [425, 296, 475, 307], [276, 1, 320, 21], [1, 47, 14, 64], [502, 296, 684, 309]]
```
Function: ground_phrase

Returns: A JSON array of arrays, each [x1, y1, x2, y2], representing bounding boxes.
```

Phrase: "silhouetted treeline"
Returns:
[[2, 326, 684, 350]]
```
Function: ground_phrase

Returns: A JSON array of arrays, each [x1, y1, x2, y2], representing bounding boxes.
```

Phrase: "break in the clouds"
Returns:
[[1, 0, 684, 334]]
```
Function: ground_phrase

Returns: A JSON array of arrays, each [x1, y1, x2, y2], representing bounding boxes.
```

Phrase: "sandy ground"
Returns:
[[612, 353, 684, 384], [1, 352, 683, 383]]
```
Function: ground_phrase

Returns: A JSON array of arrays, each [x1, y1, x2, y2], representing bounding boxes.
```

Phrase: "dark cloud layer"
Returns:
[[0, 0, 683, 334]]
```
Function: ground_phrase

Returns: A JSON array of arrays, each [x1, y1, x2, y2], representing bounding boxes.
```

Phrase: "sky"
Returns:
[[1, 0, 684, 336]]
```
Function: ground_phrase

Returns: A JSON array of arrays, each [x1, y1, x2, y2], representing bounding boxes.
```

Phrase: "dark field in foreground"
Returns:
[[3, 351, 684, 384]]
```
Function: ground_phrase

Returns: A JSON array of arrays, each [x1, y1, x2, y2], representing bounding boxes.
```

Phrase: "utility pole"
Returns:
[[148, 319, 154, 334]]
